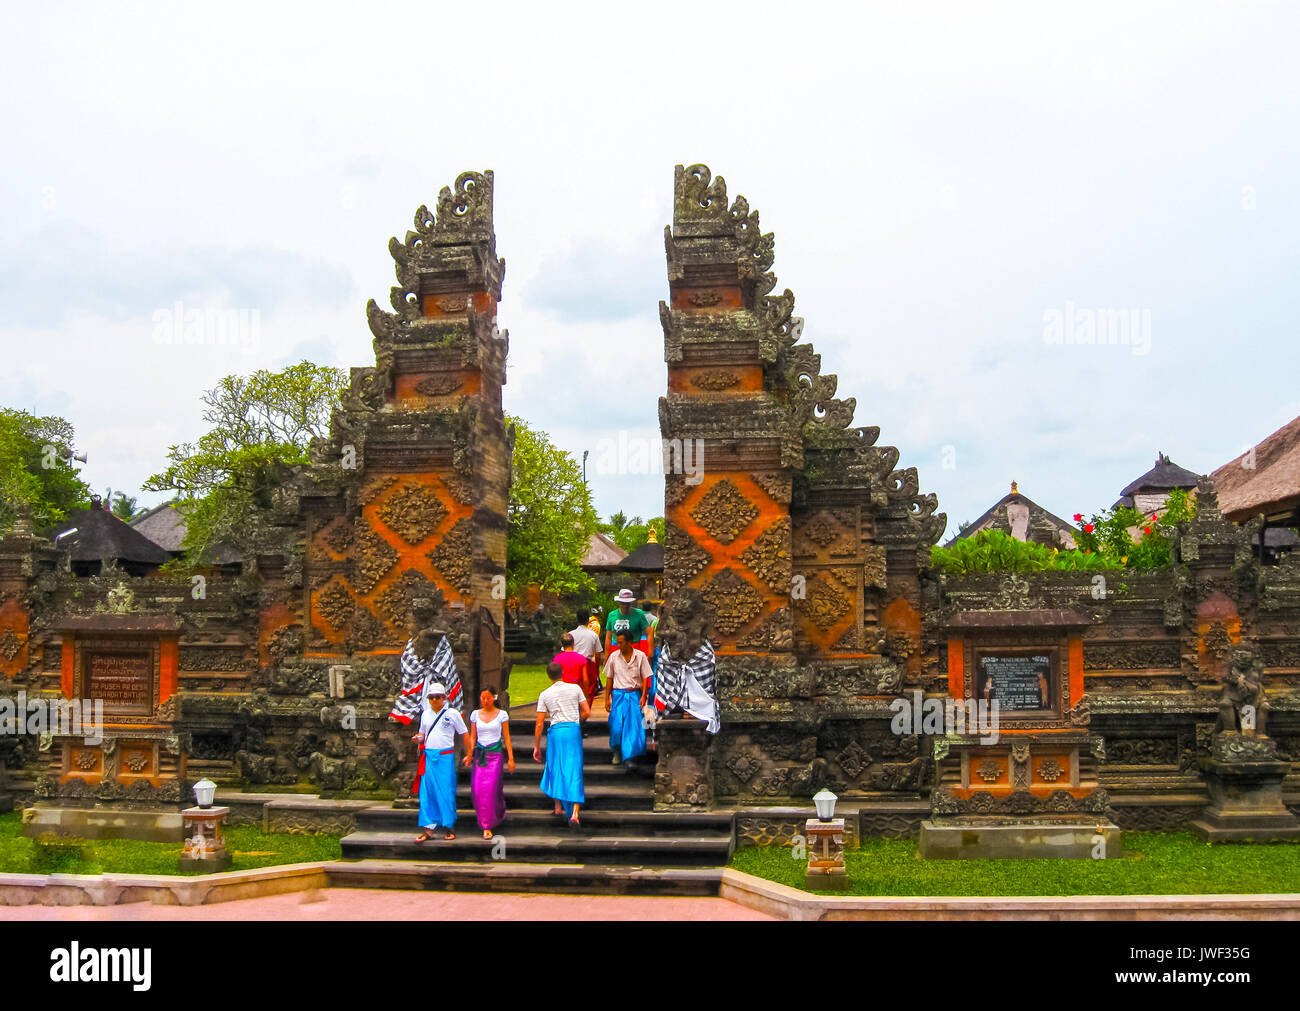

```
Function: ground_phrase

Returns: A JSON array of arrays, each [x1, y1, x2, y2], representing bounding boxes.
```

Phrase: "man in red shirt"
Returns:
[[553, 632, 592, 724]]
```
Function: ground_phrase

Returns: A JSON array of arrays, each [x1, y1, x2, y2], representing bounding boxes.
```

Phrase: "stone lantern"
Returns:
[[180, 779, 232, 872], [804, 789, 848, 891]]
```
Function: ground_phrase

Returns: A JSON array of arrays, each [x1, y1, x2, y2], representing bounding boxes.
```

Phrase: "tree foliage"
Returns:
[[109, 492, 140, 520], [506, 415, 596, 598], [0, 408, 92, 533], [143, 362, 347, 562], [606, 515, 664, 553]]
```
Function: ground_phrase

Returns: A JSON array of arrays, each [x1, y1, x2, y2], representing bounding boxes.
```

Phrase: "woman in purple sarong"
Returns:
[[463, 689, 514, 839]]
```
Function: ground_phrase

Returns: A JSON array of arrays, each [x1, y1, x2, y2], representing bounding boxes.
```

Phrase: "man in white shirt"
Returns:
[[534, 662, 591, 826], [413, 682, 468, 842], [569, 611, 604, 703]]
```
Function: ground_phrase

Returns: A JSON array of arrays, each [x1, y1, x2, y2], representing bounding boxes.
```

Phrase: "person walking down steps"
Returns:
[[464, 689, 514, 839], [413, 683, 468, 843], [534, 662, 590, 828], [603, 631, 650, 765]]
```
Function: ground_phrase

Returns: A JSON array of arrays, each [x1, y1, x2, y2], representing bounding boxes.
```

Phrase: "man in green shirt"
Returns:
[[604, 588, 650, 659]]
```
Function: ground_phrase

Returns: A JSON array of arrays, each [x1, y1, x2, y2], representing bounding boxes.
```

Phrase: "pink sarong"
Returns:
[[471, 746, 507, 832]]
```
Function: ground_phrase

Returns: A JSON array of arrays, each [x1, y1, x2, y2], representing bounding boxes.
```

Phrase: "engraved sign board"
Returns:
[[977, 653, 1051, 712], [86, 651, 154, 716]]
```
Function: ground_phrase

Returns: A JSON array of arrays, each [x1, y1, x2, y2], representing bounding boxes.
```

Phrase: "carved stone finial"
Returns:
[[673, 164, 729, 223], [403, 170, 495, 247], [1195, 475, 1221, 517]]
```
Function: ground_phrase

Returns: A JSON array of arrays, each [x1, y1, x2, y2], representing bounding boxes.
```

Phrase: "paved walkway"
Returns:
[[0, 888, 773, 921]]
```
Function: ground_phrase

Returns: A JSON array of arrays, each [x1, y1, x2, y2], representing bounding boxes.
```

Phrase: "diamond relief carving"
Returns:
[[353, 527, 399, 593], [316, 581, 355, 632], [378, 483, 448, 545], [666, 523, 710, 586], [690, 479, 759, 546], [740, 518, 791, 593], [700, 567, 764, 635], [800, 511, 841, 548], [799, 573, 852, 630]]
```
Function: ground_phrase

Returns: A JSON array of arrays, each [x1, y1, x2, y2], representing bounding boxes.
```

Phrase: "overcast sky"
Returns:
[[2, 2, 1297, 538]]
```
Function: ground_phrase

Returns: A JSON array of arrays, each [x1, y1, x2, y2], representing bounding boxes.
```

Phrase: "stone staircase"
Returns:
[[333, 715, 735, 895]]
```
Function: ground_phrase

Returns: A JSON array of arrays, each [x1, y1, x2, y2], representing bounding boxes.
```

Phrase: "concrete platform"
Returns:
[[21, 803, 184, 843], [918, 818, 1123, 859]]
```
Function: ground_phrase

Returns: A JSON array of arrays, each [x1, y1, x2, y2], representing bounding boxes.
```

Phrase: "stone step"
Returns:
[[354, 805, 732, 836], [441, 759, 655, 786], [406, 781, 655, 811], [339, 830, 733, 866], [324, 859, 724, 896]]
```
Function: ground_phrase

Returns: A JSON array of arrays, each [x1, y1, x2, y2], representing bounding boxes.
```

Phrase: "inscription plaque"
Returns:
[[87, 651, 154, 716], [977, 653, 1051, 712]]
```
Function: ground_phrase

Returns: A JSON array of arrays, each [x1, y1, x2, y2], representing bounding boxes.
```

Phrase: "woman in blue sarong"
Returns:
[[534, 662, 591, 827], [602, 631, 650, 764], [412, 683, 468, 842]]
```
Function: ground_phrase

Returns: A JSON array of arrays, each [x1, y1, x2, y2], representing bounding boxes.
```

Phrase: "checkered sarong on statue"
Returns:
[[654, 639, 720, 734], [390, 635, 463, 725]]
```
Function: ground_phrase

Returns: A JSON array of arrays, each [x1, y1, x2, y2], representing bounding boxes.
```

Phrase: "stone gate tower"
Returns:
[[284, 170, 511, 702], [657, 165, 947, 830]]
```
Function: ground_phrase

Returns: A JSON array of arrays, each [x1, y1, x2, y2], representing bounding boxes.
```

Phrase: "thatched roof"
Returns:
[[948, 483, 1078, 548], [1114, 453, 1201, 508], [49, 501, 172, 565], [620, 539, 664, 572], [1211, 414, 1300, 523], [580, 531, 627, 571], [129, 501, 187, 553], [126, 500, 243, 563]]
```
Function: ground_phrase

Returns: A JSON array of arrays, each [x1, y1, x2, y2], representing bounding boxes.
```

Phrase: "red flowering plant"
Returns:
[[1072, 488, 1197, 568]]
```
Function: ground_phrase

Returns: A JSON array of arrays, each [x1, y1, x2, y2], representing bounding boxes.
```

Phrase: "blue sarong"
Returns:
[[540, 722, 585, 818], [418, 749, 458, 831], [608, 688, 646, 761]]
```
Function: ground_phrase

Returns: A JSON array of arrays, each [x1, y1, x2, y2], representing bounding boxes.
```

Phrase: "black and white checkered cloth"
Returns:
[[390, 635, 463, 725], [654, 639, 720, 734]]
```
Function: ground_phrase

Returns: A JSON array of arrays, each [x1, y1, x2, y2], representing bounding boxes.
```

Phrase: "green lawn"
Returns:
[[732, 832, 1300, 896], [508, 663, 551, 707], [0, 812, 341, 876]]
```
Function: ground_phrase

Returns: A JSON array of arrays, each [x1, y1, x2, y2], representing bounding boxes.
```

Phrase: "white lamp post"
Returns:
[[193, 778, 217, 809], [805, 788, 848, 891], [181, 779, 231, 872]]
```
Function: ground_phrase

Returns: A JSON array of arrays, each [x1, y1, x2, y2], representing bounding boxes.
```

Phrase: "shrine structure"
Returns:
[[2, 165, 1300, 878]]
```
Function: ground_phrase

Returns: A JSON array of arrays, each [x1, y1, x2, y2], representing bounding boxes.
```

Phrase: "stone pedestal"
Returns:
[[804, 817, 849, 891], [23, 803, 184, 842], [1192, 756, 1300, 843], [919, 816, 1122, 859], [179, 805, 233, 872], [653, 717, 712, 808]]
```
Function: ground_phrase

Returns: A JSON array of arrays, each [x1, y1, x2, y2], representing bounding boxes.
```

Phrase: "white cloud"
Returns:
[[1, 0, 1296, 536]]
